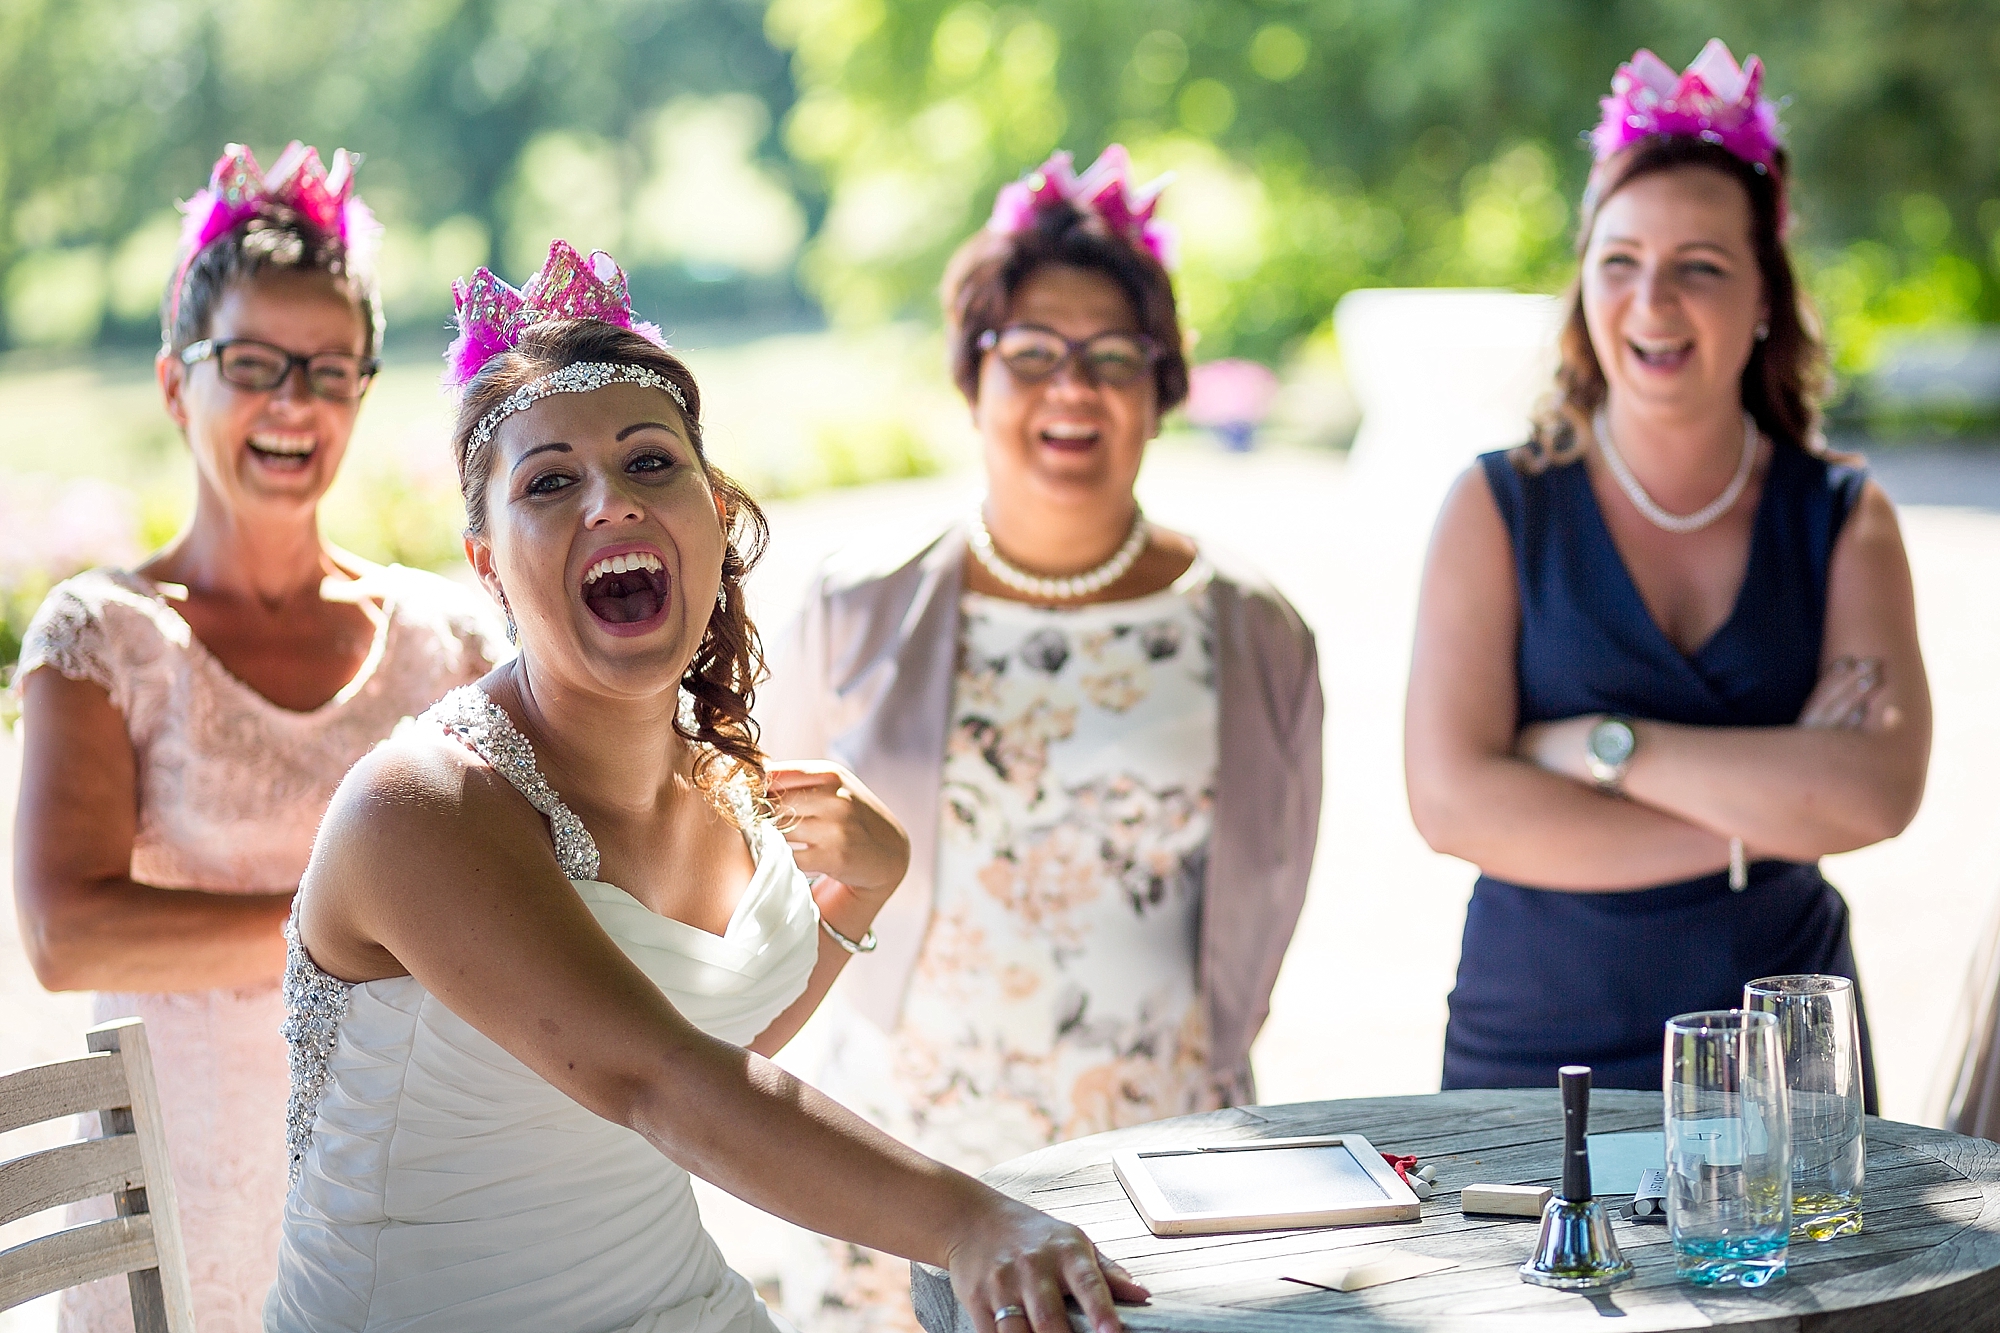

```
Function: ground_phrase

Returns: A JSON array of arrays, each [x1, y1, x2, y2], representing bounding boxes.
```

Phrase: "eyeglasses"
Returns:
[[977, 325, 1159, 389], [179, 338, 380, 402]]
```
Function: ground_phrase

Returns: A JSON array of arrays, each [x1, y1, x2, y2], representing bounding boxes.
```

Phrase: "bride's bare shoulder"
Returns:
[[310, 721, 546, 895]]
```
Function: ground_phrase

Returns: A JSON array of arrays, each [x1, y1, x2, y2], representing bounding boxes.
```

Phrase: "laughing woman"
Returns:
[[12, 144, 501, 1331], [1405, 43, 1930, 1097], [264, 241, 1145, 1333], [759, 148, 1323, 1327]]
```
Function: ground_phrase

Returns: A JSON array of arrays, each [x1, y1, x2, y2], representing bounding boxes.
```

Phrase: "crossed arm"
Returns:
[[1405, 468, 1931, 892], [14, 668, 295, 992]]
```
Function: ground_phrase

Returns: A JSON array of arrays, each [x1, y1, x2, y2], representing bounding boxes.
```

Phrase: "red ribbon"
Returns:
[[1381, 1152, 1418, 1184]]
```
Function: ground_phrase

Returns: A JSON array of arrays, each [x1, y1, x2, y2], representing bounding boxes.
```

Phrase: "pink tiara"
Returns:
[[1592, 39, 1783, 172], [988, 145, 1178, 270], [445, 239, 669, 388], [169, 141, 382, 327]]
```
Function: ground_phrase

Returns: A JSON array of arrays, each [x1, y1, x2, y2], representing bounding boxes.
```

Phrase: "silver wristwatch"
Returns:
[[1585, 715, 1637, 792]]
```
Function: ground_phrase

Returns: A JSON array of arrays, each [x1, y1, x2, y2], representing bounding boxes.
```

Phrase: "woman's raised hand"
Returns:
[[948, 1194, 1149, 1333], [1798, 656, 1887, 731], [767, 763, 911, 896]]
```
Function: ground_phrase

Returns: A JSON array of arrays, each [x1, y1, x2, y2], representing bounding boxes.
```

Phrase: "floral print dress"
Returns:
[[900, 566, 1222, 1169], [803, 561, 1221, 1329]]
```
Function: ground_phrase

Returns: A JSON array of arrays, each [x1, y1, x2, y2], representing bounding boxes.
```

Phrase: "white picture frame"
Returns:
[[1112, 1133, 1422, 1237]]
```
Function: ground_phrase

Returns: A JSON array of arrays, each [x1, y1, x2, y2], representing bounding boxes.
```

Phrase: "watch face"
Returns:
[[1590, 719, 1636, 768]]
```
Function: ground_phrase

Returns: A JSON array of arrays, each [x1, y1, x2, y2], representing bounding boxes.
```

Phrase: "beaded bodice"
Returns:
[[268, 684, 819, 1332], [427, 685, 601, 879], [279, 685, 601, 1180]]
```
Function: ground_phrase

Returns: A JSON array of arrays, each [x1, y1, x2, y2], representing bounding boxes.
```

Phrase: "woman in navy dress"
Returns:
[[1405, 42, 1930, 1102]]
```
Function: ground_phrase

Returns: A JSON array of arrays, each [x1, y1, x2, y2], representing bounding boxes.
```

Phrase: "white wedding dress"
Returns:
[[265, 687, 820, 1332]]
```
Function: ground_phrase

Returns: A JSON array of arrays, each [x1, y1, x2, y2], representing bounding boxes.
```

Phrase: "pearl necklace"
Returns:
[[1592, 408, 1758, 535], [967, 505, 1150, 601]]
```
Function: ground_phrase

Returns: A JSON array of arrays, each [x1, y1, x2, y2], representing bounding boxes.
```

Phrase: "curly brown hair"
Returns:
[[941, 198, 1189, 412], [1519, 135, 1831, 473], [450, 319, 772, 812]]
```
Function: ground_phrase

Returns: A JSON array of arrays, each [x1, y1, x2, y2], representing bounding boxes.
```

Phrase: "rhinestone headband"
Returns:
[[468, 361, 689, 456]]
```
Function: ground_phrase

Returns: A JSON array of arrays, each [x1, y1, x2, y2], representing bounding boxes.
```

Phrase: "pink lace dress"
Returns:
[[15, 565, 503, 1333]]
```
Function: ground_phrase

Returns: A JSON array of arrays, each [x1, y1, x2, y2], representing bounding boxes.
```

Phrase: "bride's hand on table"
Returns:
[[948, 1195, 1149, 1333]]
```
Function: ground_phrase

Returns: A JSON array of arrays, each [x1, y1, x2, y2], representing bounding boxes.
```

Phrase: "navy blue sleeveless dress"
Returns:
[[1442, 443, 1878, 1108]]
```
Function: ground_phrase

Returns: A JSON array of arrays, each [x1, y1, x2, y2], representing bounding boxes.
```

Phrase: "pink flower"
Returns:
[[1185, 359, 1279, 429], [0, 477, 142, 584]]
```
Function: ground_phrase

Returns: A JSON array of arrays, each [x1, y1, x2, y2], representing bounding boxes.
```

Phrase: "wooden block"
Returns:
[[1460, 1184, 1552, 1217]]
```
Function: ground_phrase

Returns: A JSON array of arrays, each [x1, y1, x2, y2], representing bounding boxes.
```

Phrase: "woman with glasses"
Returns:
[[759, 146, 1323, 1328], [12, 143, 501, 1333]]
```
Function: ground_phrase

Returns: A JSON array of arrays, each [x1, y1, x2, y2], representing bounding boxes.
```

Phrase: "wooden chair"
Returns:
[[0, 1018, 194, 1332]]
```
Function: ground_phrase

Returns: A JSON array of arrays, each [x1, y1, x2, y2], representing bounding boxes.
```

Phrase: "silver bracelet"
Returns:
[[819, 914, 878, 955]]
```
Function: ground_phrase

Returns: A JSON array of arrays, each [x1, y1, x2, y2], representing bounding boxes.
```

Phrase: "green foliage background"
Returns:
[[0, 0, 814, 353], [1, 0, 1996, 373], [769, 0, 2000, 373]]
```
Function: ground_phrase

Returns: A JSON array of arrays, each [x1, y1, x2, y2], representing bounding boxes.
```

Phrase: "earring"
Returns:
[[1754, 320, 1770, 342], [497, 591, 518, 645]]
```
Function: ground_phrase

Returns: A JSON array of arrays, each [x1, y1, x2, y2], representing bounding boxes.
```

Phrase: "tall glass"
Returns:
[[1744, 974, 1866, 1240], [1664, 1010, 1792, 1287]]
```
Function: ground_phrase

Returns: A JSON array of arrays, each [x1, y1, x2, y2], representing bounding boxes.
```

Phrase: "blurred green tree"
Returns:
[[0, 0, 815, 354], [765, 0, 2000, 365], [3, 0, 1996, 368]]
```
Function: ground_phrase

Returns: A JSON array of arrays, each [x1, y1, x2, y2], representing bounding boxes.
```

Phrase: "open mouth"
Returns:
[[1039, 421, 1100, 451], [1628, 338, 1694, 372], [581, 550, 670, 629], [248, 431, 317, 471]]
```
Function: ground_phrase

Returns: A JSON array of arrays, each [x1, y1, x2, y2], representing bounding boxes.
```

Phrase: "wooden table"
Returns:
[[911, 1090, 2000, 1331]]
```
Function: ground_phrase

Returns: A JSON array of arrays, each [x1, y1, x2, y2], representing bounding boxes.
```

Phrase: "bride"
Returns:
[[264, 242, 1145, 1333]]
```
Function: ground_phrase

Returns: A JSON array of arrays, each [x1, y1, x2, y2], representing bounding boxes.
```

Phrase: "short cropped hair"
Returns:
[[162, 209, 380, 358], [940, 200, 1189, 412]]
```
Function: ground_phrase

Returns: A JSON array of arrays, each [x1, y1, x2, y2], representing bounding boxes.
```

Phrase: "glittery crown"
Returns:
[[169, 141, 382, 327], [1592, 39, 1784, 172], [445, 239, 669, 388], [988, 145, 1178, 271]]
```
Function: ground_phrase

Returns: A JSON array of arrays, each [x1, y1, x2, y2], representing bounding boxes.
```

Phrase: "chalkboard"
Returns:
[[1112, 1133, 1420, 1236]]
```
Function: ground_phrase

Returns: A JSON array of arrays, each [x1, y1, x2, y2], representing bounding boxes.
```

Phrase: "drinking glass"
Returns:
[[1744, 974, 1866, 1240], [1664, 1010, 1792, 1287]]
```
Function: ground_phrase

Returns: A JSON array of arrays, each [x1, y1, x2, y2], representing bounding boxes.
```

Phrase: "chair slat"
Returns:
[[0, 1053, 129, 1136], [0, 1133, 146, 1230], [87, 1019, 195, 1332], [0, 1214, 157, 1310]]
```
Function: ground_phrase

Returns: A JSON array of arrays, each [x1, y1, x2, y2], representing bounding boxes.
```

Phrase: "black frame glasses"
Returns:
[[977, 325, 1160, 388], [179, 338, 380, 402]]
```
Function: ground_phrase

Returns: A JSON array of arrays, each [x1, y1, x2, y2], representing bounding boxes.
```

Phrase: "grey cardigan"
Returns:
[[758, 522, 1323, 1103]]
